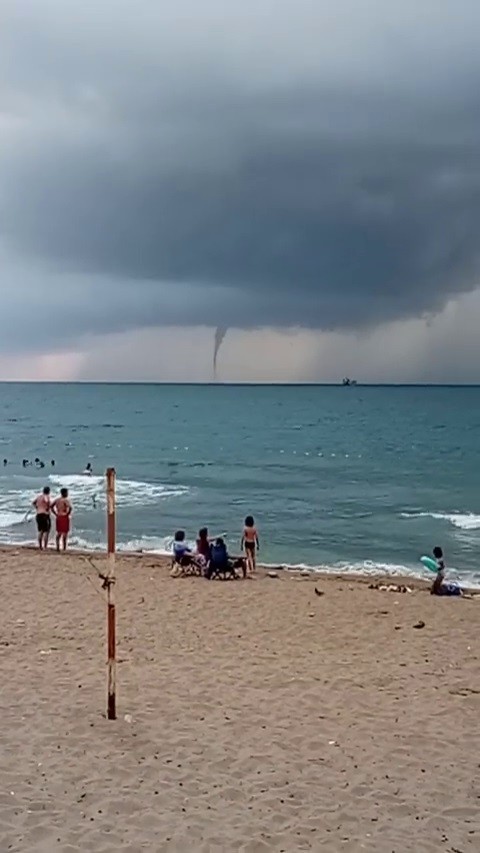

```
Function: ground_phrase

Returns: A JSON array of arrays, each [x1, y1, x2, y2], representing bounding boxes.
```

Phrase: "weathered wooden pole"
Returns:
[[106, 467, 117, 720]]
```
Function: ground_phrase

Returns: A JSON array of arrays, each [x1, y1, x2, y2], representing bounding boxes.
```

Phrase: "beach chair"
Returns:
[[170, 554, 203, 578], [207, 557, 245, 581]]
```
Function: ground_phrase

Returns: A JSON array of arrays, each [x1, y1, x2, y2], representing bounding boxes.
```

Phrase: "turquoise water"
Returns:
[[1, 382, 480, 585]]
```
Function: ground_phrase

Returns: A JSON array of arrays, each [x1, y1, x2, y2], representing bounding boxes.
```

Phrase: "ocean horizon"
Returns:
[[1, 382, 479, 586], [3, 381, 480, 387]]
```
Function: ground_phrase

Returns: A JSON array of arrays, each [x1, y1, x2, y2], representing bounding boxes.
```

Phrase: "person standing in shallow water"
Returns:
[[52, 488, 72, 552], [32, 486, 51, 550]]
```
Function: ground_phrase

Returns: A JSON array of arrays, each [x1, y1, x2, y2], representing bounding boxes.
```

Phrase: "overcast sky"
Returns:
[[2, 1, 480, 382]]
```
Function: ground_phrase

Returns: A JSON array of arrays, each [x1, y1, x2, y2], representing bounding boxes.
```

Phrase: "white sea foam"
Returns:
[[0, 473, 189, 541], [261, 559, 480, 589], [65, 536, 105, 552], [0, 510, 28, 529], [116, 536, 173, 555], [47, 473, 189, 510], [401, 511, 480, 530], [262, 559, 421, 578], [0, 532, 178, 557]]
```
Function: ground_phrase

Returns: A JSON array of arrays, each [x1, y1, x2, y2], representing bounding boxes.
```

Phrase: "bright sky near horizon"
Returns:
[[2, 2, 480, 382]]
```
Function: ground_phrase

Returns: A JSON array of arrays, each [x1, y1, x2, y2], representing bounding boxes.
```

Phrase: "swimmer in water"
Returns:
[[83, 462, 93, 476], [3, 459, 7, 466]]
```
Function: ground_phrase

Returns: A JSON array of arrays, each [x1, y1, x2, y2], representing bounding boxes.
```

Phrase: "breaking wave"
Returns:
[[0, 473, 190, 532], [401, 511, 480, 530]]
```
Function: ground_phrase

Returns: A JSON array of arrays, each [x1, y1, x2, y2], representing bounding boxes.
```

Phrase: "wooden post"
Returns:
[[106, 468, 117, 720]]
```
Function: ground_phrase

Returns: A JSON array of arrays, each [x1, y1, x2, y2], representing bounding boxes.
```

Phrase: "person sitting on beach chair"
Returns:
[[196, 527, 214, 564], [205, 537, 246, 580], [171, 530, 203, 577]]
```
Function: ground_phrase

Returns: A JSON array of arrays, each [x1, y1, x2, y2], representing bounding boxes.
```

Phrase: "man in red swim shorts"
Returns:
[[52, 487, 72, 552]]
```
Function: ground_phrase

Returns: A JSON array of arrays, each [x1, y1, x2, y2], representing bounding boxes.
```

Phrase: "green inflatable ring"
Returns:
[[420, 555, 438, 573]]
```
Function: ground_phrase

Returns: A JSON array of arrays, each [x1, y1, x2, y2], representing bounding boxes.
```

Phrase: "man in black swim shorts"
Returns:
[[32, 486, 52, 550]]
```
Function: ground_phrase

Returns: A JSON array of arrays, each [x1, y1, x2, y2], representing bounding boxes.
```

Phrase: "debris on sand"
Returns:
[[369, 583, 413, 593]]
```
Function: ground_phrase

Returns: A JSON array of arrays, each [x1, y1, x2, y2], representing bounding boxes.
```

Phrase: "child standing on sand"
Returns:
[[241, 515, 259, 574]]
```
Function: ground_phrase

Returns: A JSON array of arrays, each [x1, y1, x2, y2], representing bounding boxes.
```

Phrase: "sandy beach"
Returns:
[[0, 547, 479, 852]]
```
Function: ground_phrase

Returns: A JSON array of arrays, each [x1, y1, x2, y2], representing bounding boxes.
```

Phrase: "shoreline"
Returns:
[[0, 542, 433, 589]]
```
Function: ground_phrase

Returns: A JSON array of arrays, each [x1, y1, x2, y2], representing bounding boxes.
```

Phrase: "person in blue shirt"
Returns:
[[173, 530, 193, 560]]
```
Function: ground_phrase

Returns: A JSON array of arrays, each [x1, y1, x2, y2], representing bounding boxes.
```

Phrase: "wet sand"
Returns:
[[0, 547, 479, 852]]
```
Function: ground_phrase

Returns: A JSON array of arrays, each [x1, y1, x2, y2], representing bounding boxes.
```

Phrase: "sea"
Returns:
[[1, 382, 480, 587]]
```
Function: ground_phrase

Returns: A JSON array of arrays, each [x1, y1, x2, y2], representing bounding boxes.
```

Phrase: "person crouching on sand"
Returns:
[[431, 546, 461, 596], [430, 546, 480, 598], [32, 486, 51, 550], [52, 488, 72, 552]]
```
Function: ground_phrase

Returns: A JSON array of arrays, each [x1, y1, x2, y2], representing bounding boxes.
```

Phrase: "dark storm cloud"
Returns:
[[2, 0, 480, 342]]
